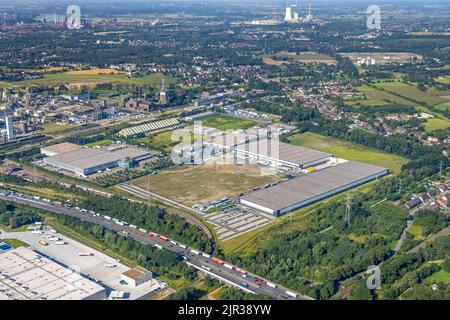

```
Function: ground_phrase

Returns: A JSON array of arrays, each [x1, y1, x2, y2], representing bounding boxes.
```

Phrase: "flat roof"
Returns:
[[211, 132, 258, 149], [122, 267, 151, 280], [236, 141, 332, 167], [241, 161, 388, 212], [44, 146, 151, 170], [0, 247, 105, 300], [41, 142, 83, 155]]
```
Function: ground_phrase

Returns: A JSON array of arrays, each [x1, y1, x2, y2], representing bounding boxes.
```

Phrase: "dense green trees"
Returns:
[[79, 194, 213, 252], [0, 200, 42, 229], [167, 288, 206, 300], [380, 235, 450, 299], [230, 200, 407, 299], [51, 214, 188, 278], [414, 210, 449, 237], [219, 287, 270, 300]]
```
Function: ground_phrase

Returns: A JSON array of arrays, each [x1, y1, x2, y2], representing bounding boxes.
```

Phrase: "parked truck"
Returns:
[[223, 263, 234, 270], [286, 290, 297, 298]]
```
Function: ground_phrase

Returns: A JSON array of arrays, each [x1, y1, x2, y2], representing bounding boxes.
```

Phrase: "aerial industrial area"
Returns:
[[1, 0, 450, 306]]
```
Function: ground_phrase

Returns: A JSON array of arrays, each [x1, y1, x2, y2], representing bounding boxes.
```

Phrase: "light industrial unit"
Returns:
[[235, 140, 332, 169], [121, 266, 153, 287], [43, 144, 152, 176], [240, 161, 389, 216]]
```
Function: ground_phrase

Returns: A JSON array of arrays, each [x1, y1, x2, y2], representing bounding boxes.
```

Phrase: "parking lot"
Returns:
[[206, 205, 275, 240], [0, 227, 166, 300]]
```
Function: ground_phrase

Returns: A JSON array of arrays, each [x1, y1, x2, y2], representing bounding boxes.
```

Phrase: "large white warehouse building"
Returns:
[[0, 247, 106, 300], [240, 161, 388, 217], [235, 140, 332, 169]]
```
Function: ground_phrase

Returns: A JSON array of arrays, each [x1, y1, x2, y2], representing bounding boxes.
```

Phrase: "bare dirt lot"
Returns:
[[131, 164, 281, 207]]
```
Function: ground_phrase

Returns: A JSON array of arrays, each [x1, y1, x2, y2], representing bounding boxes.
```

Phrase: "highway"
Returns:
[[0, 191, 312, 301]]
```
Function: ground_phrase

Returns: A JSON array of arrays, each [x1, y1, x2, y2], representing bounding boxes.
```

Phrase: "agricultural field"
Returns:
[[261, 53, 336, 66], [65, 68, 125, 75], [434, 102, 450, 112], [289, 132, 408, 174], [201, 114, 258, 131], [373, 81, 450, 106], [131, 164, 281, 207], [352, 85, 417, 107], [435, 76, 450, 84], [5, 71, 176, 89], [424, 118, 450, 132]]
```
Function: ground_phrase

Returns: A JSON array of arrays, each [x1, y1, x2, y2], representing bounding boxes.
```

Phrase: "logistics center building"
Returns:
[[240, 161, 389, 217], [42, 143, 152, 176], [0, 247, 106, 300], [235, 140, 332, 169]]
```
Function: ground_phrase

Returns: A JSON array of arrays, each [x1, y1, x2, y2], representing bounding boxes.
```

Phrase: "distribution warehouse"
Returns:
[[41, 143, 152, 176], [235, 140, 332, 169], [240, 161, 388, 216], [0, 247, 106, 300]]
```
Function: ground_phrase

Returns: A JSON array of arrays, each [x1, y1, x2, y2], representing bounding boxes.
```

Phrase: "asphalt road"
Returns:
[[0, 191, 311, 300]]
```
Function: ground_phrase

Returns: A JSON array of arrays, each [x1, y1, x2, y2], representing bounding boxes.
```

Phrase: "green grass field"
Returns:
[[354, 85, 418, 107], [424, 118, 450, 132], [201, 115, 258, 131], [428, 270, 450, 284], [6, 72, 176, 89], [2, 239, 29, 248], [134, 130, 203, 152], [131, 164, 281, 207], [409, 225, 425, 240], [42, 123, 77, 134], [434, 102, 450, 112], [85, 139, 113, 147], [288, 132, 408, 174]]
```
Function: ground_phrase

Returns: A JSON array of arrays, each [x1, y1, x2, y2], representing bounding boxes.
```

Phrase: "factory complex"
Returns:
[[41, 142, 152, 176]]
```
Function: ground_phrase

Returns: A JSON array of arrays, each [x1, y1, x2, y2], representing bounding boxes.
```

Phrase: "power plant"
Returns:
[[284, 0, 313, 23]]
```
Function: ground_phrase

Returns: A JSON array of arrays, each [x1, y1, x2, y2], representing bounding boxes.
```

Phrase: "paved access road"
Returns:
[[0, 191, 312, 300]]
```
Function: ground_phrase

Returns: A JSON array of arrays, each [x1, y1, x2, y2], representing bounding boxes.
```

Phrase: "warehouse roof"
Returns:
[[119, 118, 180, 137], [41, 142, 83, 156], [236, 141, 332, 167], [0, 247, 105, 300], [44, 145, 151, 170], [241, 161, 388, 212]]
